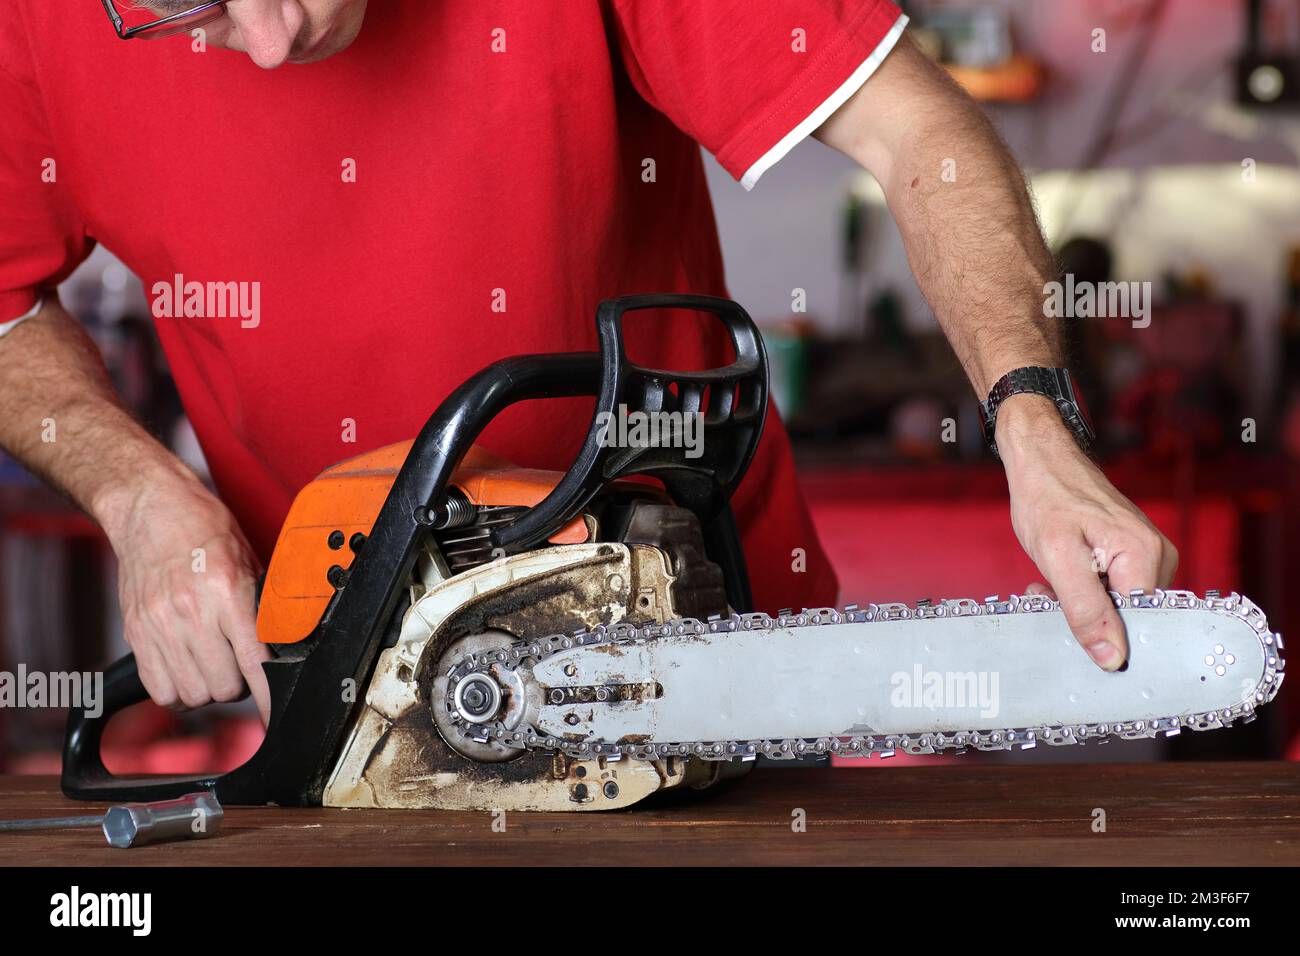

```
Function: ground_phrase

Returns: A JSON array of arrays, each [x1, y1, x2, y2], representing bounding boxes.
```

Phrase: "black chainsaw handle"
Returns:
[[492, 294, 766, 611], [62, 654, 142, 790], [62, 653, 222, 800], [493, 295, 767, 571]]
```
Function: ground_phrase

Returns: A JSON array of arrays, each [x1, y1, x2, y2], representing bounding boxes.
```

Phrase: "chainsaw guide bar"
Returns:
[[442, 589, 1285, 762]]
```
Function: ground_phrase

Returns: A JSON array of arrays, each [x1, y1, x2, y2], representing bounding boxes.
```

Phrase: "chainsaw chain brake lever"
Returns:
[[60, 294, 767, 805], [492, 295, 767, 547], [490, 294, 768, 610]]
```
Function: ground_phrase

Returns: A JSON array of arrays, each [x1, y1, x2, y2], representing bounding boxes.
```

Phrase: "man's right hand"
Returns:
[[0, 298, 271, 722], [99, 465, 272, 724]]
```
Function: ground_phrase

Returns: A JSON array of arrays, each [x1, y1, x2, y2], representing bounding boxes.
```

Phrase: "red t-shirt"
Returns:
[[0, 0, 905, 613]]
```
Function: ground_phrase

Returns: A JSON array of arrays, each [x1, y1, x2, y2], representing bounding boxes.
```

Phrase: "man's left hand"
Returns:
[[996, 394, 1179, 671]]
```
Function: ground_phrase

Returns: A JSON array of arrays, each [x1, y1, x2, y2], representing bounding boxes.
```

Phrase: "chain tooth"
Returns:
[[446, 589, 1282, 763]]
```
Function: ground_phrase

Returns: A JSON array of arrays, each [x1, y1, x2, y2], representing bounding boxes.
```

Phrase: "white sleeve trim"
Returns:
[[740, 12, 909, 191], [0, 294, 44, 338]]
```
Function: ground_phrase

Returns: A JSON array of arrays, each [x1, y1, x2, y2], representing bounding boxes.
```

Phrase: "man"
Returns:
[[0, 0, 1175, 725]]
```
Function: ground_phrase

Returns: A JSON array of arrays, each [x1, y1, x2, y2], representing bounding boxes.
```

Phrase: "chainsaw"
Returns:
[[62, 295, 1285, 811]]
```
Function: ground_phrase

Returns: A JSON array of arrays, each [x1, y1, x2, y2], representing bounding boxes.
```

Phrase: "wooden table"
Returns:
[[2, 763, 1297, 866]]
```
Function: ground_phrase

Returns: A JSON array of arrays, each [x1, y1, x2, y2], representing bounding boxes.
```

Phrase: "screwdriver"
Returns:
[[0, 792, 222, 848]]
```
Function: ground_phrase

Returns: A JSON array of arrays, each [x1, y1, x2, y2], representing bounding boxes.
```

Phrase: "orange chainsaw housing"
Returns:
[[256, 443, 588, 644]]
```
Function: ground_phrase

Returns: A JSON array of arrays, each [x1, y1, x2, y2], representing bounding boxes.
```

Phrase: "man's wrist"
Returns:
[[993, 392, 1078, 467], [90, 449, 203, 546]]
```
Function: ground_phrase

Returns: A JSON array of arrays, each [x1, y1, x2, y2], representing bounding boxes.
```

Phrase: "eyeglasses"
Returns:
[[101, 0, 228, 40]]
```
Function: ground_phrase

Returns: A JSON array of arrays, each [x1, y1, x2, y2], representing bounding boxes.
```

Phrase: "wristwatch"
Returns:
[[980, 366, 1095, 459]]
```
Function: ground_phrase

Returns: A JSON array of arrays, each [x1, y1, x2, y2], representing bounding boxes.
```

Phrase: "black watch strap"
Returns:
[[980, 366, 1095, 460]]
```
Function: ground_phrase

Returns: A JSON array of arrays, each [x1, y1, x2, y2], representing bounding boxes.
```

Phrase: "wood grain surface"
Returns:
[[1, 763, 1297, 866]]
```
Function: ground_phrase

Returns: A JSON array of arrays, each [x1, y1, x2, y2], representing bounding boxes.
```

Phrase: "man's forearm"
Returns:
[[815, 36, 1177, 667], [0, 298, 197, 539], [883, 85, 1060, 395], [817, 36, 1060, 397]]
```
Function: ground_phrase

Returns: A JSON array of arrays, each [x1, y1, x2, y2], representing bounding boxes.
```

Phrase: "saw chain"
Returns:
[[441, 589, 1285, 763]]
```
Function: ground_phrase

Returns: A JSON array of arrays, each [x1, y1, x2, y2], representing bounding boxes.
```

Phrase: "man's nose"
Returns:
[[224, 0, 305, 69]]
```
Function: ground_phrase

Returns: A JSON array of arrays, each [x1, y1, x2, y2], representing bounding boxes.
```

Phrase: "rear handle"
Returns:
[[62, 654, 220, 800]]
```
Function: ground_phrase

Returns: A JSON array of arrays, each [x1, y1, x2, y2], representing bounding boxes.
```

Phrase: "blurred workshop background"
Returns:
[[2, 0, 1299, 775]]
